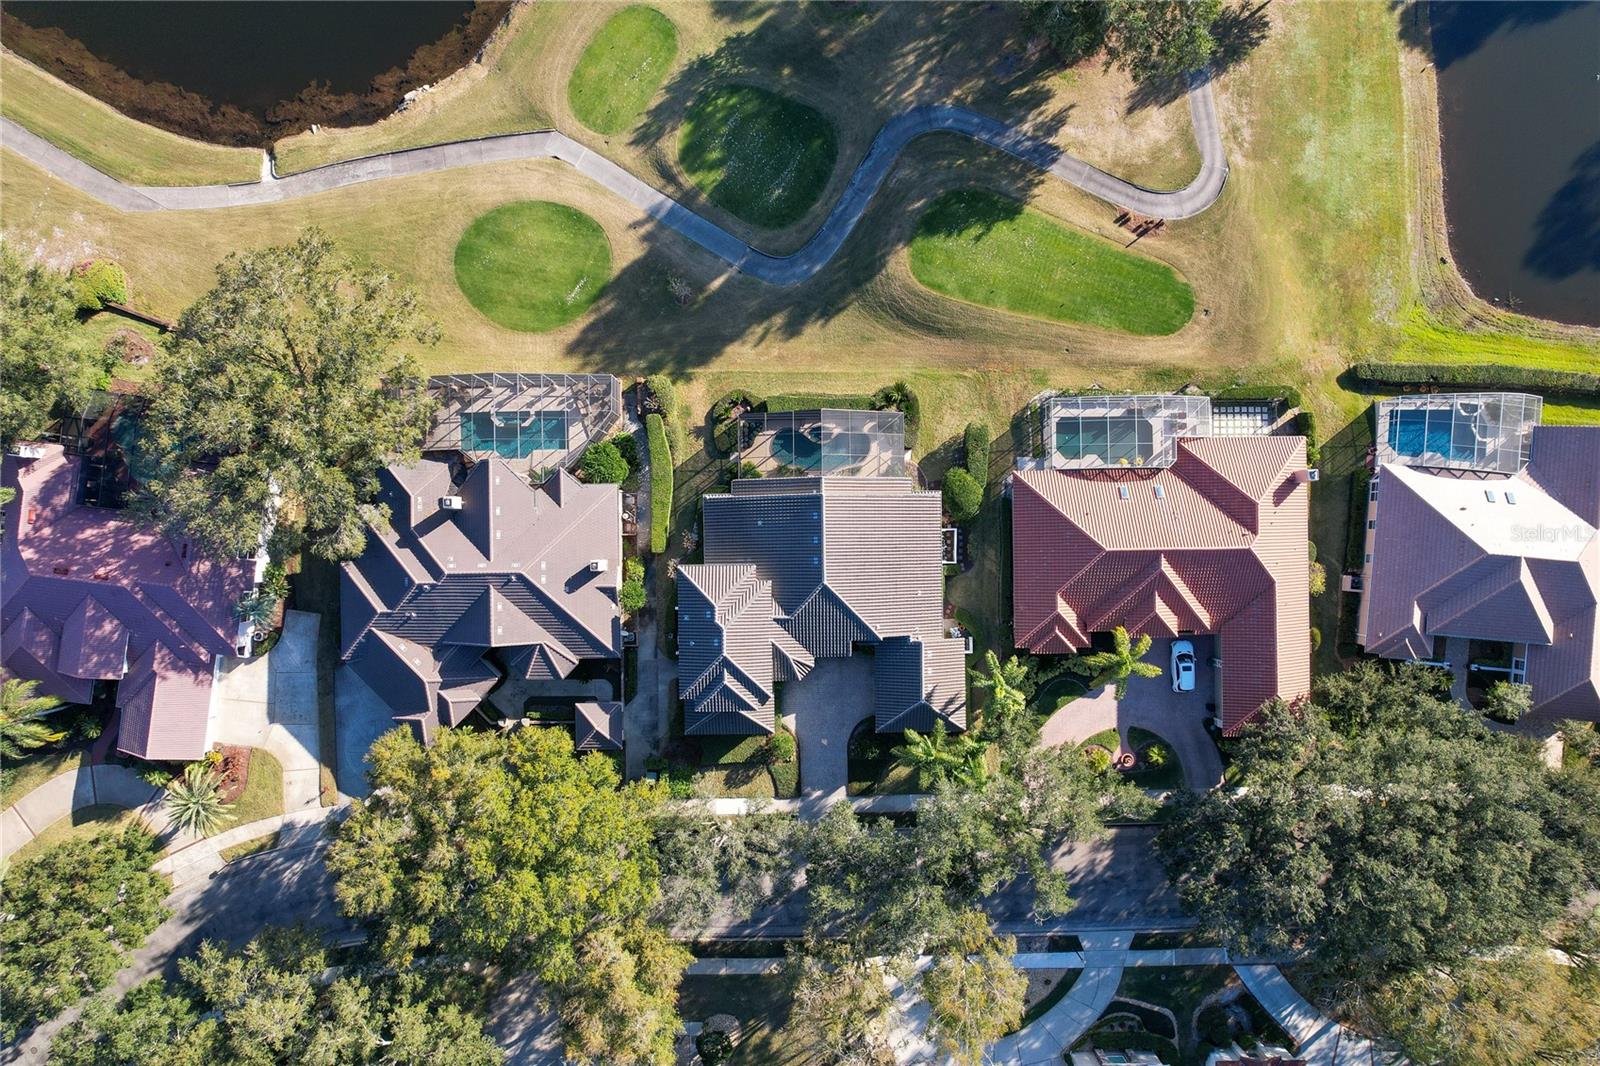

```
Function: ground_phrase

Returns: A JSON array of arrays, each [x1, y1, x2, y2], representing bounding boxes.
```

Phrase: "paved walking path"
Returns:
[[0, 763, 171, 862], [151, 805, 343, 888], [0, 72, 1225, 286], [1236, 965, 1378, 1066]]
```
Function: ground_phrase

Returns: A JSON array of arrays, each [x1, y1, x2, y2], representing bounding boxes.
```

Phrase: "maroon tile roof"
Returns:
[[1013, 436, 1312, 734], [1361, 425, 1599, 721], [2, 445, 256, 760]]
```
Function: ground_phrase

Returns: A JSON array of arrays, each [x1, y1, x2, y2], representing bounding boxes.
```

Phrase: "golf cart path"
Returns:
[[0, 72, 1225, 287]]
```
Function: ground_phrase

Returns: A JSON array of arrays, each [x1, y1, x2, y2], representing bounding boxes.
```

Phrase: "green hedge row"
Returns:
[[1212, 383, 1304, 408], [1350, 361, 1600, 397], [763, 392, 874, 413], [709, 381, 925, 455], [964, 422, 991, 483], [646, 413, 673, 554]]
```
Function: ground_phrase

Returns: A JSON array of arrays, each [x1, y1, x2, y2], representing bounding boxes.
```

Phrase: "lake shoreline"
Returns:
[[0, 1, 511, 148]]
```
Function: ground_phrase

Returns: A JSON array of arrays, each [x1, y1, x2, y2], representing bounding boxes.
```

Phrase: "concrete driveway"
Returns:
[[1038, 637, 1224, 791], [783, 654, 875, 803], [213, 610, 325, 812], [334, 667, 400, 799]]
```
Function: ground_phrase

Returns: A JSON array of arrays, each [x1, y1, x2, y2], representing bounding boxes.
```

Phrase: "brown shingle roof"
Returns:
[[1013, 436, 1312, 734]]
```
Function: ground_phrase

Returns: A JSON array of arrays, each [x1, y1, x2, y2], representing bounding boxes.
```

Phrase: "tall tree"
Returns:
[[0, 828, 169, 1041], [920, 910, 1028, 1066], [137, 230, 438, 562], [785, 941, 897, 1066], [51, 981, 215, 1066], [0, 677, 67, 759], [969, 652, 1037, 759], [327, 725, 680, 1049], [558, 923, 689, 1066], [1025, 0, 1223, 81], [1067, 625, 1162, 699], [0, 244, 112, 448], [653, 811, 801, 928], [1157, 664, 1600, 974]]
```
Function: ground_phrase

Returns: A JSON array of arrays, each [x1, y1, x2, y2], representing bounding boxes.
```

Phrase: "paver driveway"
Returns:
[[783, 654, 875, 803]]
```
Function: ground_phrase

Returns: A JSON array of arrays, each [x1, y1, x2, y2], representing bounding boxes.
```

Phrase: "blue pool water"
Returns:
[[461, 411, 566, 458], [1387, 409, 1474, 462], [772, 428, 868, 472]]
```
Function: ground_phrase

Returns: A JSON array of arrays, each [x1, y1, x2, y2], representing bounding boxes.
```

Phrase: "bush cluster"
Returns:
[[963, 421, 991, 484], [580, 439, 630, 484], [943, 467, 983, 523], [1350, 361, 1600, 397], [872, 381, 922, 449], [71, 259, 128, 312], [646, 414, 672, 553], [709, 388, 765, 456], [619, 557, 646, 614]]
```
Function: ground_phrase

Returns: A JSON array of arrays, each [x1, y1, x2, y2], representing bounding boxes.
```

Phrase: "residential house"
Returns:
[[1012, 395, 1313, 734], [676, 476, 967, 736], [2, 444, 261, 761]]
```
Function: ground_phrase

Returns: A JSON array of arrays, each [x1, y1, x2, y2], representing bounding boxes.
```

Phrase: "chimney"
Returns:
[[439, 495, 464, 510]]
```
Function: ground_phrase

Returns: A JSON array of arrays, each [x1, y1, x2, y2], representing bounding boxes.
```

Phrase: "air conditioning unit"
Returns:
[[589, 559, 609, 573], [439, 495, 464, 510]]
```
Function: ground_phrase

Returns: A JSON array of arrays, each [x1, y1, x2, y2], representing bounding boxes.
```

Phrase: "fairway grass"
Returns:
[[0, 52, 259, 186], [568, 6, 678, 136], [678, 84, 838, 230], [453, 201, 612, 332], [909, 189, 1195, 336]]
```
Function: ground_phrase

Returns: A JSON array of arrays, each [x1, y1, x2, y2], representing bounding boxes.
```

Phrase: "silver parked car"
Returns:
[[1171, 639, 1196, 692]]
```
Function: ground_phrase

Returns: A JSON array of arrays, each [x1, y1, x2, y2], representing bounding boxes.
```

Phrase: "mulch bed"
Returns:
[[214, 745, 251, 803]]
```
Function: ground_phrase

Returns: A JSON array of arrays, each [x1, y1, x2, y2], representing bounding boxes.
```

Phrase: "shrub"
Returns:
[[1308, 541, 1318, 563], [769, 758, 799, 798], [580, 439, 630, 484], [1197, 1004, 1232, 1047], [873, 381, 922, 448], [1142, 742, 1169, 768], [609, 431, 639, 470], [646, 414, 673, 553], [964, 421, 991, 483], [1350, 361, 1600, 397], [139, 765, 175, 788], [696, 1028, 734, 1066], [1309, 560, 1327, 597], [643, 374, 678, 416], [943, 467, 983, 523], [620, 558, 647, 614], [1295, 409, 1321, 465], [768, 729, 796, 764], [1484, 681, 1532, 724], [1310, 626, 1323, 651], [725, 460, 762, 484], [164, 762, 235, 836], [71, 259, 128, 311], [103, 327, 156, 364], [1083, 746, 1113, 775], [710, 388, 765, 454]]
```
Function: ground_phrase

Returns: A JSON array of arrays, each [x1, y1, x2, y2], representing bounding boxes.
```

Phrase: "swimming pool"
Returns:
[[1386, 408, 1477, 463], [460, 410, 567, 458], [771, 427, 870, 472], [1055, 414, 1154, 465]]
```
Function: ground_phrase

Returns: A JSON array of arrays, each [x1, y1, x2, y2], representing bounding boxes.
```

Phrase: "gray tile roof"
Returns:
[[678, 477, 967, 735], [342, 456, 622, 736]]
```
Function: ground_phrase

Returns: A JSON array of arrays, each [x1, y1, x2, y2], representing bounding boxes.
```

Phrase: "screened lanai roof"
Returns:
[[1043, 394, 1213, 470], [422, 373, 622, 470], [1374, 392, 1542, 474], [738, 409, 907, 478]]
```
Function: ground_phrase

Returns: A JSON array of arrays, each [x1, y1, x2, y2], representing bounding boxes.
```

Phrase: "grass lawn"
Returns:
[[219, 829, 283, 864], [678, 84, 838, 229], [1389, 306, 1598, 371], [221, 749, 284, 834], [0, 52, 260, 186], [909, 189, 1195, 336], [1543, 400, 1600, 426], [1, 743, 87, 809], [677, 975, 810, 1065], [453, 201, 612, 331], [568, 6, 678, 136], [1080, 727, 1121, 753], [1033, 674, 1087, 713], [9, 803, 146, 865], [1125, 725, 1185, 791]]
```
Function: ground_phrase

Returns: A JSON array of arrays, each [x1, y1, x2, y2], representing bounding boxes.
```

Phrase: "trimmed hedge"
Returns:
[[1213, 383, 1304, 407], [72, 259, 128, 311], [646, 413, 672, 553], [619, 557, 646, 614], [764, 392, 874, 413], [943, 467, 983, 522], [1350, 361, 1600, 397], [964, 422, 991, 484]]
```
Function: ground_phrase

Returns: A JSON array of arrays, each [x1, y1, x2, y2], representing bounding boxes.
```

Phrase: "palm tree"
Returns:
[[0, 678, 67, 760], [1067, 626, 1162, 699], [164, 762, 235, 836], [892, 721, 987, 790]]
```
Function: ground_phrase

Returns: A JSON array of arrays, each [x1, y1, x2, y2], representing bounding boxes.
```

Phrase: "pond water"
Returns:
[[3, 1, 487, 143], [1430, 2, 1600, 327]]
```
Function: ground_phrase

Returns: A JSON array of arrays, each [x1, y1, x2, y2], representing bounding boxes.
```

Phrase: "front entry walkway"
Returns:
[[1038, 638, 1224, 791], [783, 655, 875, 803]]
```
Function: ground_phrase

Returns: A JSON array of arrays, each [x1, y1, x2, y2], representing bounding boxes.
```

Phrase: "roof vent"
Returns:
[[1117, 486, 1131, 500], [589, 559, 609, 573], [1505, 491, 1518, 505], [1153, 484, 1166, 500], [440, 495, 464, 510], [1484, 489, 1498, 503]]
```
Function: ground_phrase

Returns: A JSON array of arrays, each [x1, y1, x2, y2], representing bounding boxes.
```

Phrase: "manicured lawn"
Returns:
[[221, 749, 284, 834], [1, 744, 86, 810], [9, 804, 146, 865], [677, 975, 810, 1065], [1080, 727, 1121, 753], [568, 6, 678, 135], [1391, 307, 1598, 372], [0, 52, 260, 185], [1033, 674, 1087, 713], [1537, 399, 1600, 426], [220, 829, 283, 864], [453, 201, 612, 331], [909, 189, 1195, 336], [1125, 726, 1185, 791], [678, 84, 838, 229]]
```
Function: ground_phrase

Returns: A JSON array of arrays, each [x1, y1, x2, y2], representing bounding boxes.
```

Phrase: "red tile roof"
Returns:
[[1013, 436, 1312, 734]]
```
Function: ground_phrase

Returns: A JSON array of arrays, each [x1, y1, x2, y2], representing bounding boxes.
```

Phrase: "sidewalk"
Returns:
[[151, 805, 342, 888], [1236, 965, 1377, 1066], [0, 763, 169, 862]]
